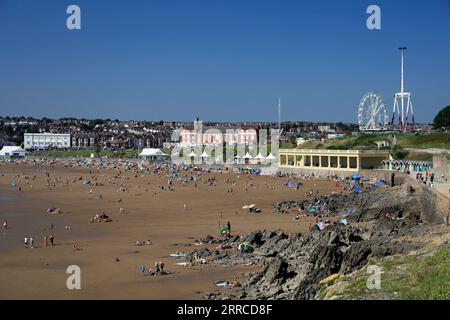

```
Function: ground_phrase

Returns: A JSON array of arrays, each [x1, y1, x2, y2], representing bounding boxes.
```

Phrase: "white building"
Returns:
[[0, 146, 26, 157], [178, 119, 258, 147], [317, 125, 336, 133], [296, 137, 307, 146], [327, 133, 346, 139], [24, 133, 71, 150], [179, 128, 257, 147], [138, 148, 169, 161]]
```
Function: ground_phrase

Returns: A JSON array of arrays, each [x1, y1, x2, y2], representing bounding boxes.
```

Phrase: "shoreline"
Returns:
[[0, 161, 335, 299]]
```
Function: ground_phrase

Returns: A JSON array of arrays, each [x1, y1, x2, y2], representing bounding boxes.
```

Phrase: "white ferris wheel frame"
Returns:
[[358, 92, 389, 131]]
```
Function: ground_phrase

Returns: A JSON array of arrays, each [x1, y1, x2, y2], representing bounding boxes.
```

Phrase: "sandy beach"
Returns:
[[0, 162, 337, 299]]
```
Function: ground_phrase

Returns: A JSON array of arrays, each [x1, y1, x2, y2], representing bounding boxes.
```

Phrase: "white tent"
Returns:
[[266, 152, 277, 165], [0, 146, 26, 157], [138, 148, 168, 160], [200, 151, 210, 158], [200, 151, 211, 163], [243, 152, 253, 164], [255, 153, 265, 160], [254, 153, 266, 164]]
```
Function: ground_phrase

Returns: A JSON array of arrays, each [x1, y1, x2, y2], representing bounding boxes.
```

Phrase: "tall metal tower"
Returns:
[[391, 47, 415, 132], [278, 98, 282, 133]]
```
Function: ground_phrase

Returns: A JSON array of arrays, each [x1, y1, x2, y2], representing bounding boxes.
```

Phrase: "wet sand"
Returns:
[[0, 163, 337, 299]]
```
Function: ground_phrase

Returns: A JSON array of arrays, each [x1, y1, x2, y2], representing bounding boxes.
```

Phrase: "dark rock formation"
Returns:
[[201, 186, 430, 300]]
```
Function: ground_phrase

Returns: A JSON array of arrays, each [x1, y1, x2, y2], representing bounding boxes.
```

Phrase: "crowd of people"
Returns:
[[23, 234, 54, 248], [141, 261, 165, 276], [2, 155, 441, 290], [416, 171, 435, 188]]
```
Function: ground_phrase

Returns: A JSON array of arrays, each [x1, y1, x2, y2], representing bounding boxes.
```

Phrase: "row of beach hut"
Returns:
[[380, 160, 433, 173]]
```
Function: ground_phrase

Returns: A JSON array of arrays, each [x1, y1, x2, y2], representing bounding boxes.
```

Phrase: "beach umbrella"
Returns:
[[351, 173, 361, 179]]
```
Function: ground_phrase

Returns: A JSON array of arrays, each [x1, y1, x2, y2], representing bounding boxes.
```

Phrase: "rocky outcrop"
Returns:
[[202, 186, 432, 300]]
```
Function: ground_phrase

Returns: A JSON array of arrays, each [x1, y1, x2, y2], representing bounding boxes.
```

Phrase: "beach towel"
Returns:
[[219, 226, 229, 233], [176, 262, 191, 267], [169, 253, 187, 258], [215, 281, 231, 288]]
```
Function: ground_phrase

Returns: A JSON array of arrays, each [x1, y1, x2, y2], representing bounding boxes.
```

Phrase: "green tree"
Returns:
[[390, 145, 408, 160], [288, 135, 297, 145], [433, 105, 450, 130]]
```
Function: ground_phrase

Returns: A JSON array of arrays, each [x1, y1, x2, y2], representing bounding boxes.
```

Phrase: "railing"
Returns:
[[279, 149, 389, 155]]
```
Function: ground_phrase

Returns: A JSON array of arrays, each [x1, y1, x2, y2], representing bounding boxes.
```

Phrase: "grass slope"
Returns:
[[320, 244, 450, 300]]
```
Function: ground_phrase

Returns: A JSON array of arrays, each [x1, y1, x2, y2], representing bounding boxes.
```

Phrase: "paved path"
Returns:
[[434, 182, 450, 199], [405, 148, 450, 155]]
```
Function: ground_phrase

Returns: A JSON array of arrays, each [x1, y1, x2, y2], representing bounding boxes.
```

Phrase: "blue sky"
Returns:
[[0, 0, 449, 122]]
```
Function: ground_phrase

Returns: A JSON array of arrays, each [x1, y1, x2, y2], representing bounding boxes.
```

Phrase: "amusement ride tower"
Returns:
[[391, 47, 415, 132]]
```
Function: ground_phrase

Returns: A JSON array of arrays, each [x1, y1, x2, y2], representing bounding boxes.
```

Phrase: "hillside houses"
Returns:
[[0, 117, 174, 150]]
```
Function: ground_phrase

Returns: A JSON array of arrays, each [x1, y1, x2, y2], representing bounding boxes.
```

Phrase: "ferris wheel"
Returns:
[[358, 92, 388, 131]]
